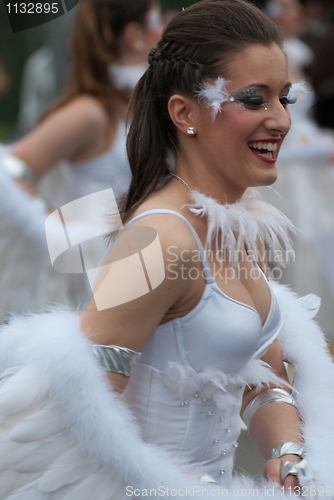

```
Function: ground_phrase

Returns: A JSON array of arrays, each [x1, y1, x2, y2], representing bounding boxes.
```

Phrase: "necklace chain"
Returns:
[[171, 173, 191, 191]]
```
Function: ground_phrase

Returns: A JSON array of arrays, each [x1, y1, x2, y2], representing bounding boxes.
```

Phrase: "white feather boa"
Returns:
[[184, 188, 297, 266], [0, 282, 333, 498]]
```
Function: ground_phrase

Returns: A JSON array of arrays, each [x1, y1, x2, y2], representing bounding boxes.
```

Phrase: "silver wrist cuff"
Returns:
[[91, 344, 141, 376], [2, 154, 37, 184], [281, 458, 315, 485], [272, 442, 306, 460], [242, 388, 298, 429]]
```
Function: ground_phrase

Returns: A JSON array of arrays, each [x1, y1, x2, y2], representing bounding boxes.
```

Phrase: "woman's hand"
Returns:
[[14, 178, 38, 197], [264, 454, 301, 491]]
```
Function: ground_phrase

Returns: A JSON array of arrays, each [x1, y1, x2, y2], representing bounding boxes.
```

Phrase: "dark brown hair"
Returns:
[[123, 0, 282, 221], [43, 0, 156, 119]]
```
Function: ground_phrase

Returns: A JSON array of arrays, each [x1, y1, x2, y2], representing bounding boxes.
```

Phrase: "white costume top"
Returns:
[[0, 121, 130, 322], [39, 119, 130, 206], [123, 210, 283, 483]]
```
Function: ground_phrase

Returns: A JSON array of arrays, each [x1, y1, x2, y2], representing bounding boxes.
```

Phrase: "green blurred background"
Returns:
[[0, 0, 194, 142]]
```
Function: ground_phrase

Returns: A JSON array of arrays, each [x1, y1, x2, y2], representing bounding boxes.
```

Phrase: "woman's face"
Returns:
[[194, 43, 291, 200]]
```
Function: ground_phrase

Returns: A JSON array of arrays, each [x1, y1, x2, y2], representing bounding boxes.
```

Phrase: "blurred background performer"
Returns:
[[250, 0, 334, 341], [0, 0, 162, 323]]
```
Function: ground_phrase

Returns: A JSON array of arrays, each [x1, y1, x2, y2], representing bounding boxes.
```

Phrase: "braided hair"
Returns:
[[124, 0, 282, 220]]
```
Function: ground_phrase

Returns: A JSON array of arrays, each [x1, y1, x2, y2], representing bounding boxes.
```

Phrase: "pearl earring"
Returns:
[[187, 127, 195, 135]]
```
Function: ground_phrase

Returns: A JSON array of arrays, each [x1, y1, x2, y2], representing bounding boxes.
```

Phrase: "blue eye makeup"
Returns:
[[229, 87, 297, 111], [230, 89, 269, 110]]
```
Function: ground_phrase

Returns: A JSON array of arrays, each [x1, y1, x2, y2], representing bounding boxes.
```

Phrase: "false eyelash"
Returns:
[[195, 77, 230, 119], [229, 88, 268, 110], [279, 96, 296, 107]]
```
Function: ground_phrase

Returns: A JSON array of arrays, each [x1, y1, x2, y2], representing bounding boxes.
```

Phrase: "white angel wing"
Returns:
[[1, 305, 333, 499], [0, 311, 225, 500], [0, 365, 127, 500]]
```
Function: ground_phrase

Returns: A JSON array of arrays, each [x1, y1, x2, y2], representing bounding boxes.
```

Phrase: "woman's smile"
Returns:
[[248, 138, 281, 163]]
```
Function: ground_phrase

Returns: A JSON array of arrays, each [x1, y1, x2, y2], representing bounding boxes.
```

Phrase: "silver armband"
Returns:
[[281, 458, 315, 484], [272, 442, 306, 460], [242, 388, 298, 429], [2, 154, 37, 184], [91, 344, 141, 376]]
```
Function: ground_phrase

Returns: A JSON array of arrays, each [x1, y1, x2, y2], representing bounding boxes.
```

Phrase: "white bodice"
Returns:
[[122, 210, 283, 483], [38, 120, 131, 207]]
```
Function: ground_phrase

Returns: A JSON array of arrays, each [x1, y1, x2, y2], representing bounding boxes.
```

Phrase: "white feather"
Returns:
[[62, 471, 126, 500], [14, 437, 72, 474], [0, 439, 42, 470], [0, 471, 40, 499], [195, 77, 230, 119], [10, 402, 65, 442], [163, 358, 286, 405], [5, 487, 48, 500], [0, 366, 50, 416], [0, 398, 50, 431], [184, 188, 296, 267], [297, 293, 321, 319], [38, 449, 95, 492], [288, 80, 308, 100]]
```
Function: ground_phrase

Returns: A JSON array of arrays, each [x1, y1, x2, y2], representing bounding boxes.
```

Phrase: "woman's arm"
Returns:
[[242, 340, 302, 488], [80, 213, 203, 392], [10, 95, 111, 177]]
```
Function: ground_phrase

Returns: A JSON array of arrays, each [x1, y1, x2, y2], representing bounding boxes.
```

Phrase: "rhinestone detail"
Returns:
[[181, 401, 187, 406], [194, 392, 199, 398], [206, 411, 213, 416], [226, 427, 231, 433], [219, 416, 225, 421], [221, 450, 227, 456], [233, 442, 239, 448], [202, 398, 208, 403], [214, 438, 219, 443], [219, 469, 225, 475]]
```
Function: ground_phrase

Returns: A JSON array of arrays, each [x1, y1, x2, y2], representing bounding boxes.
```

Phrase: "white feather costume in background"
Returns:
[[0, 164, 88, 322], [0, 129, 129, 323], [258, 80, 334, 339], [0, 282, 333, 499]]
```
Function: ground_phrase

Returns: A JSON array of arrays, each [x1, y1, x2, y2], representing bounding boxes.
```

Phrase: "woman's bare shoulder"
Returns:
[[62, 95, 110, 131], [123, 189, 200, 256]]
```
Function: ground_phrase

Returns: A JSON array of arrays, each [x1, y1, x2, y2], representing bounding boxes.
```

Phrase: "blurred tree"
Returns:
[[0, 0, 45, 140]]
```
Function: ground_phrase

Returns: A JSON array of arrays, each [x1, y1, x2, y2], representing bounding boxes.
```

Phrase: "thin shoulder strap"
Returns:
[[123, 209, 214, 283]]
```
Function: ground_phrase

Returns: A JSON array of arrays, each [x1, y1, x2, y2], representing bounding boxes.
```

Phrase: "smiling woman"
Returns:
[[174, 43, 293, 200], [0, 0, 333, 498]]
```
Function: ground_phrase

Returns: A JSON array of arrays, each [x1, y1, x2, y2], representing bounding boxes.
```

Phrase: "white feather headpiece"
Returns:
[[195, 77, 230, 119], [184, 188, 297, 267], [288, 80, 308, 100]]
